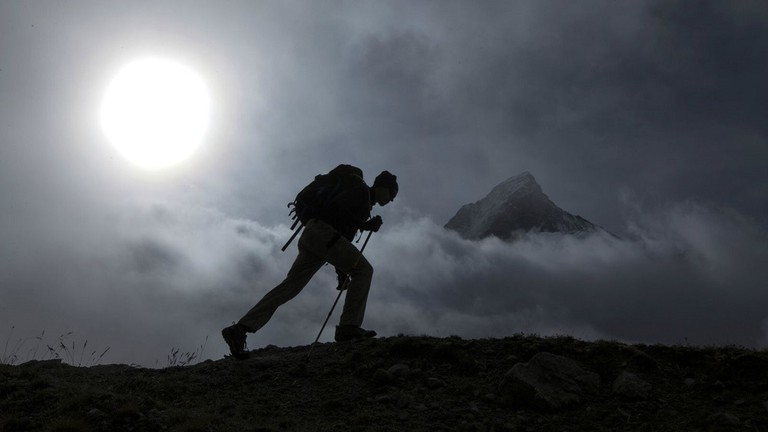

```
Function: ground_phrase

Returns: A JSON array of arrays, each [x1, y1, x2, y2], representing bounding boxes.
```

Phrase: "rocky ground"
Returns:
[[2, 334, 768, 431]]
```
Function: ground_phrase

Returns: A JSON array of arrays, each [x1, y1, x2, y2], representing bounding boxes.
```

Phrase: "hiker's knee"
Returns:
[[354, 257, 373, 278]]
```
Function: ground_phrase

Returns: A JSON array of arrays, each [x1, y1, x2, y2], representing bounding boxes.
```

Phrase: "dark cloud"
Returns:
[[456, 1, 768, 230]]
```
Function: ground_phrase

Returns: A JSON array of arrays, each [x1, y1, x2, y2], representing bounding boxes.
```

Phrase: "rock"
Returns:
[[707, 381, 726, 392], [612, 371, 652, 400], [87, 408, 106, 418], [710, 412, 740, 426], [426, 377, 446, 389], [387, 363, 411, 377], [246, 357, 280, 370], [373, 368, 395, 385], [395, 394, 410, 409], [721, 353, 768, 382], [624, 347, 659, 371], [288, 362, 309, 377], [498, 352, 600, 411], [374, 394, 395, 404]]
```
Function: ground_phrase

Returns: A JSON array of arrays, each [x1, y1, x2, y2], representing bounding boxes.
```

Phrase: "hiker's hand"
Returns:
[[336, 269, 348, 291], [362, 216, 383, 232]]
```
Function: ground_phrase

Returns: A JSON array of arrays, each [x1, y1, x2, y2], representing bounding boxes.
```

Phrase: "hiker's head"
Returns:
[[373, 171, 398, 206]]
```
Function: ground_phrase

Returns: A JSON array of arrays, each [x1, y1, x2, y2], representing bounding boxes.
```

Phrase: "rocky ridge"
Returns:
[[444, 173, 606, 240], [2, 334, 768, 431]]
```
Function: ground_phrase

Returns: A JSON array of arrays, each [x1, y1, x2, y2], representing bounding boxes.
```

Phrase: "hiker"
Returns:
[[222, 167, 399, 357]]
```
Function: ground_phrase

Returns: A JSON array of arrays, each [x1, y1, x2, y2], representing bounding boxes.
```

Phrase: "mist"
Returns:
[[3, 193, 765, 366]]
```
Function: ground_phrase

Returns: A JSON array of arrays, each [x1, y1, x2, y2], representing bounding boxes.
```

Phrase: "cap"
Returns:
[[373, 171, 398, 199]]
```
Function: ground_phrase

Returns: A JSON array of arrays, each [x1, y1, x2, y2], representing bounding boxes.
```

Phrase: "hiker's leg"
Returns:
[[302, 220, 373, 327], [238, 244, 324, 332], [336, 253, 372, 327]]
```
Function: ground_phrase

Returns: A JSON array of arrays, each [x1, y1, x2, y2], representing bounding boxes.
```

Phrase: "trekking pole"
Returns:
[[281, 223, 304, 252], [312, 230, 374, 347]]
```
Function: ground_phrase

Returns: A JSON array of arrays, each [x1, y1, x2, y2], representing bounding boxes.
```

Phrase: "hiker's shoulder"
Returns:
[[329, 164, 364, 179]]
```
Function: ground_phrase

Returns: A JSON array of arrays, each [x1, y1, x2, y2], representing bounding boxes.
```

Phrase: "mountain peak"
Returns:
[[445, 172, 601, 240], [506, 171, 534, 182], [488, 172, 542, 198], [499, 171, 536, 186]]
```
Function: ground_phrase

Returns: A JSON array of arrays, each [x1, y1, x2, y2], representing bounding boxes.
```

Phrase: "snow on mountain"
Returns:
[[444, 172, 605, 240]]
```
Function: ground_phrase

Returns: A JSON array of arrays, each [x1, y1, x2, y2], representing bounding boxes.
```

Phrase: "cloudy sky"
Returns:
[[1, 1, 766, 366]]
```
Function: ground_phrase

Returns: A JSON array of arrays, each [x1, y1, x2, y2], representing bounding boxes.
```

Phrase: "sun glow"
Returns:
[[100, 58, 210, 169]]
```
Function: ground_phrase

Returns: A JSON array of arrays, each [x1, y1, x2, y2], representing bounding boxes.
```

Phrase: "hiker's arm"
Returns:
[[331, 185, 371, 231], [361, 215, 383, 232]]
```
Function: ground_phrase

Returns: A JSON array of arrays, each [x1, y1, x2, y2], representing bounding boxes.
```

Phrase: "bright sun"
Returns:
[[100, 58, 210, 169]]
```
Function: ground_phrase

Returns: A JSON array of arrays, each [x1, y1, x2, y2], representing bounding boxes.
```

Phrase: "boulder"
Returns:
[[498, 352, 600, 410], [710, 412, 740, 426], [426, 377, 446, 389], [387, 363, 411, 377], [373, 368, 395, 386], [612, 371, 652, 400]]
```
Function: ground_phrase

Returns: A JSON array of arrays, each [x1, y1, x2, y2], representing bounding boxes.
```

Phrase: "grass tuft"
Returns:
[[1, 326, 24, 365], [2, 326, 110, 367], [166, 335, 208, 367]]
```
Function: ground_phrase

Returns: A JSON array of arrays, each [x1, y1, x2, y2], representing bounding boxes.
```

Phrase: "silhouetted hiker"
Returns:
[[222, 166, 398, 357]]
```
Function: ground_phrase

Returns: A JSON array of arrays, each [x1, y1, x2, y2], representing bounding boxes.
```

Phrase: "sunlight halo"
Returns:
[[100, 58, 211, 170]]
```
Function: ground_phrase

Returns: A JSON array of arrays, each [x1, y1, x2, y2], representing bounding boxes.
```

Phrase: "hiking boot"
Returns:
[[335, 325, 377, 342], [222, 323, 248, 358]]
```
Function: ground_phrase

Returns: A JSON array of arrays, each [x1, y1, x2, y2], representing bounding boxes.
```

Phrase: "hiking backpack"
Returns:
[[281, 164, 365, 251]]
